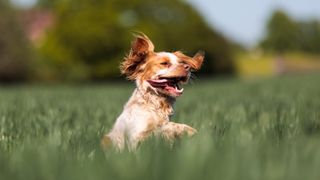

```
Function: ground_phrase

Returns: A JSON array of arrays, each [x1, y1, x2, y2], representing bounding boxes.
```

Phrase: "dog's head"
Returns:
[[121, 33, 204, 97]]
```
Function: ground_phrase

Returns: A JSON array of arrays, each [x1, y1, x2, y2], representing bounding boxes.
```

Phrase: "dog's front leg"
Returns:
[[160, 122, 197, 142]]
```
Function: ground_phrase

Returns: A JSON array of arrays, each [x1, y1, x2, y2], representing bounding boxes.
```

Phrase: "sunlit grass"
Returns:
[[234, 52, 320, 78], [0, 74, 320, 180]]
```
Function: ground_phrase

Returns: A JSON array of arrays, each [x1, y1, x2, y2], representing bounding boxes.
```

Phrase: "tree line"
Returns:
[[0, 0, 319, 82], [260, 10, 320, 54]]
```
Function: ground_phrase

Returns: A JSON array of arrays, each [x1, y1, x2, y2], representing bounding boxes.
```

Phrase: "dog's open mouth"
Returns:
[[147, 76, 187, 96]]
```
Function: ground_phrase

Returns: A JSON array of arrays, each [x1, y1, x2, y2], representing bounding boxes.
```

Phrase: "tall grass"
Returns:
[[0, 74, 320, 180]]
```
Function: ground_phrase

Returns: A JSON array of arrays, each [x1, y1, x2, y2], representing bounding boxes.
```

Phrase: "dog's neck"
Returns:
[[125, 86, 175, 117]]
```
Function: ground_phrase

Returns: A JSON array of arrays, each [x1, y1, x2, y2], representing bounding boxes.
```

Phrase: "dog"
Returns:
[[101, 33, 204, 151]]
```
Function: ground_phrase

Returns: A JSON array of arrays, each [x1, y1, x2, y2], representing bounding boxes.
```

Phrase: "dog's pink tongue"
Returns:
[[164, 85, 183, 96], [147, 79, 167, 87], [147, 79, 183, 96]]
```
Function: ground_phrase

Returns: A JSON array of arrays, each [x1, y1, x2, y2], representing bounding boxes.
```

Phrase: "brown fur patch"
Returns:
[[174, 51, 204, 71], [120, 33, 155, 80]]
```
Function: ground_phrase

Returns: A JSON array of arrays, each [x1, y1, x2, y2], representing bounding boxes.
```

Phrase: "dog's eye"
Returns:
[[160, 62, 169, 66]]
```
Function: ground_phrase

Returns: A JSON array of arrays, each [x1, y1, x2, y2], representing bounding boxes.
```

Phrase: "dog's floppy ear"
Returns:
[[120, 33, 154, 80], [191, 51, 205, 71]]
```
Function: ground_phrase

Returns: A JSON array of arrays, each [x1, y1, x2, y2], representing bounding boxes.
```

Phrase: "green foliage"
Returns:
[[38, 0, 233, 81], [261, 10, 320, 54], [0, 1, 32, 82], [260, 10, 300, 53], [1, 74, 320, 179], [298, 21, 320, 53], [36, 0, 56, 9]]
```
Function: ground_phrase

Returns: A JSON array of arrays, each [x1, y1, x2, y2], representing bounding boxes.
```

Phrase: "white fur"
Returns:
[[107, 88, 172, 151], [157, 52, 179, 64], [154, 52, 180, 78]]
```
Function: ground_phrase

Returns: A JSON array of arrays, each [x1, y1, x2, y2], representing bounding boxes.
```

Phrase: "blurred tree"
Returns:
[[298, 21, 320, 54], [37, 0, 234, 81], [260, 10, 320, 55], [36, 0, 56, 8], [0, 0, 32, 82], [260, 10, 300, 53]]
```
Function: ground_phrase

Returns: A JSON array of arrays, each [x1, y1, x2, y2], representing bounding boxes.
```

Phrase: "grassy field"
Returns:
[[1, 74, 320, 180]]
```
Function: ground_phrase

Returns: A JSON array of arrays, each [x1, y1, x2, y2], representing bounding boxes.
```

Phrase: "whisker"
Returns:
[[188, 73, 198, 85]]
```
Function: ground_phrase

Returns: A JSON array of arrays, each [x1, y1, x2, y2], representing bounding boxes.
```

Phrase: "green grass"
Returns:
[[1, 74, 320, 180]]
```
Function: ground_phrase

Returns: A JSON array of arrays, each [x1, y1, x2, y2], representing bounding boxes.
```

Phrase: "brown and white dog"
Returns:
[[101, 33, 204, 151]]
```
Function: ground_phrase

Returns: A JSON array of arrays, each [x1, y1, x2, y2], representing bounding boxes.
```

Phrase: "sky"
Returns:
[[12, 0, 320, 48], [188, 0, 320, 47]]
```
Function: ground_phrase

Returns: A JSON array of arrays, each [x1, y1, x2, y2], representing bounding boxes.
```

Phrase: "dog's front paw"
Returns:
[[183, 125, 198, 137]]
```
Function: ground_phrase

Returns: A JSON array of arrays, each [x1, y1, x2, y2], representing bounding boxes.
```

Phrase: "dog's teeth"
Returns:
[[174, 85, 183, 93], [176, 84, 181, 90], [176, 87, 183, 93]]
